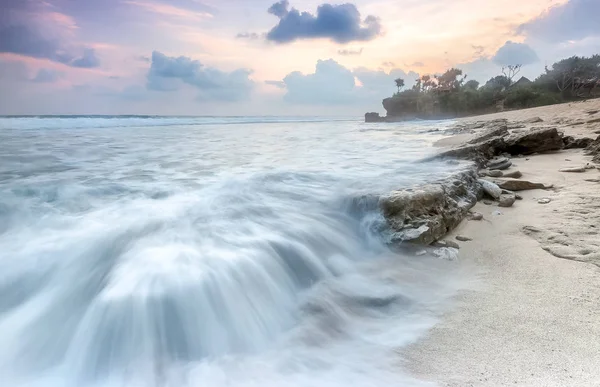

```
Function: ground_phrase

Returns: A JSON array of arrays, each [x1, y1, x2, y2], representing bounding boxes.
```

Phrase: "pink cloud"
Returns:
[[125, 1, 213, 21]]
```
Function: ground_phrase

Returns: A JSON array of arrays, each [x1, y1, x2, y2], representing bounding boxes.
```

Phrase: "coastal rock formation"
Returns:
[[563, 136, 594, 149], [466, 122, 509, 144], [425, 136, 507, 165], [504, 127, 564, 155], [380, 170, 481, 245], [365, 112, 385, 123], [586, 135, 600, 163]]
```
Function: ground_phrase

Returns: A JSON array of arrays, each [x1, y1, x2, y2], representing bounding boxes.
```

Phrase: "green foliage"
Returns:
[[383, 54, 600, 118]]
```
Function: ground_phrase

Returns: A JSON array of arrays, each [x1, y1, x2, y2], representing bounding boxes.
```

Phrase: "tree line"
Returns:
[[385, 55, 600, 118]]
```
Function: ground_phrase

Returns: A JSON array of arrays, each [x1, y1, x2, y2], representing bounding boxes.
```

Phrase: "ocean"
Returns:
[[0, 116, 470, 387]]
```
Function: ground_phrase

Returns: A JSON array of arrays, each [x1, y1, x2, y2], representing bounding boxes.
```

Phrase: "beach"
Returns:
[[406, 99, 600, 386]]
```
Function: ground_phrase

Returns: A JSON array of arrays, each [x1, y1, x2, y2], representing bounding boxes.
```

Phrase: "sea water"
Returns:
[[0, 116, 469, 387]]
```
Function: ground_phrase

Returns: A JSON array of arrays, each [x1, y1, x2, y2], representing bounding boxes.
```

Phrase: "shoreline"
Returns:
[[404, 99, 600, 386]]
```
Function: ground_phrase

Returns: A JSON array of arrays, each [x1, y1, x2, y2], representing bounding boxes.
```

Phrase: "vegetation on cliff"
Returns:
[[380, 55, 600, 119]]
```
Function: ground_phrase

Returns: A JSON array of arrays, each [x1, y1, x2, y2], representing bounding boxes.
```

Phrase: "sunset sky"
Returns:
[[1, 0, 599, 115]]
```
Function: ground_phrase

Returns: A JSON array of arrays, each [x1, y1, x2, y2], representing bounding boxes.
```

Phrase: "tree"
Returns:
[[394, 77, 405, 93], [502, 65, 522, 85], [436, 68, 467, 91], [464, 79, 480, 90]]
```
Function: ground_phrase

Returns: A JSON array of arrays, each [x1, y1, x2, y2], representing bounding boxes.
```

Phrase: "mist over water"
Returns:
[[0, 116, 469, 386]]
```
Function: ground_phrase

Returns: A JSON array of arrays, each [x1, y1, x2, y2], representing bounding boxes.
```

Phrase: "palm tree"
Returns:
[[394, 77, 405, 93]]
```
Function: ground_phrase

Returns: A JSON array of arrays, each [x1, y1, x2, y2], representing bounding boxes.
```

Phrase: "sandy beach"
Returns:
[[406, 99, 600, 386]]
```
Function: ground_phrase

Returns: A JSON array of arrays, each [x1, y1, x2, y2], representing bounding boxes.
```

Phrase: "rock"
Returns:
[[559, 167, 586, 173], [585, 135, 600, 163], [585, 163, 596, 169], [415, 250, 427, 256], [538, 198, 551, 204], [498, 194, 516, 207], [433, 247, 459, 261], [492, 210, 503, 216], [456, 235, 472, 242], [365, 112, 384, 122], [586, 109, 599, 115], [588, 117, 600, 124], [380, 170, 481, 245], [424, 136, 507, 165], [503, 170, 522, 178], [469, 212, 483, 221], [483, 200, 494, 205], [495, 179, 546, 191], [487, 170, 503, 177], [433, 240, 460, 249], [504, 127, 564, 155], [487, 157, 508, 167], [467, 123, 509, 145], [478, 179, 502, 199], [563, 136, 594, 149], [488, 159, 512, 170], [524, 117, 543, 124]]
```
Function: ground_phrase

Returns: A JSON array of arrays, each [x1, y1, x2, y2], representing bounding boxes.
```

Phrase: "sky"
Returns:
[[0, 0, 599, 116]]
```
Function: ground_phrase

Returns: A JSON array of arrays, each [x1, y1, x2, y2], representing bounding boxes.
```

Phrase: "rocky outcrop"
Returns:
[[563, 136, 594, 149], [424, 136, 507, 166], [504, 127, 564, 155], [380, 170, 481, 245], [466, 122, 509, 144], [365, 112, 385, 123], [586, 135, 600, 163]]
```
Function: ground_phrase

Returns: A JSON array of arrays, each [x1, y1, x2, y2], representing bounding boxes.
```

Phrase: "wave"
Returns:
[[0, 116, 357, 131], [0, 117, 469, 386]]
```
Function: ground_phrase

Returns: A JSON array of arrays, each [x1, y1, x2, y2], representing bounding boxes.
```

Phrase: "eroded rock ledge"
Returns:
[[382, 118, 599, 247], [380, 169, 481, 245]]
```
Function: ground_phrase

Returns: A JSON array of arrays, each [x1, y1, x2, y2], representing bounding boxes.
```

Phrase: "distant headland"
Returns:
[[365, 55, 600, 122]]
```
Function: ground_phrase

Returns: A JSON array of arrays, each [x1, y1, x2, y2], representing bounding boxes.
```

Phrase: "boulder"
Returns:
[[503, 170, 522, 178], [494, 179, 546, 191], [469, 212, 483, 221], [380, 170, 481, 245], [365, 112, 384, 122], [504, 127, 564, 155], [487, 170, 503, 177], [488, 159, 512, 170], [563, 136, 594, 149], [479, 179, 502, 199], [498, 194, 516, 207]]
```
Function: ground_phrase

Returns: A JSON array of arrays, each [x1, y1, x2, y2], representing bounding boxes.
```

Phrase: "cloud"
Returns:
[[0, 2, 100, 68], [518, 0, 600, 43], [265, 80, 286, 89], [492, 41, 539, 66], [32, 68, 63, 83], [236, 32, 261, 40], [146, 51, 254, 101], [136, 55, 151, 63], [266, 2, 382, 44], [338, 48, 363, 56], [124, 1, 213, 21], [409, 61, 424, 67], [472, 45, 485, 57], [281, 59, 417, 105], [381, 61, 395, 67], [71, 48, 100, 68]]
